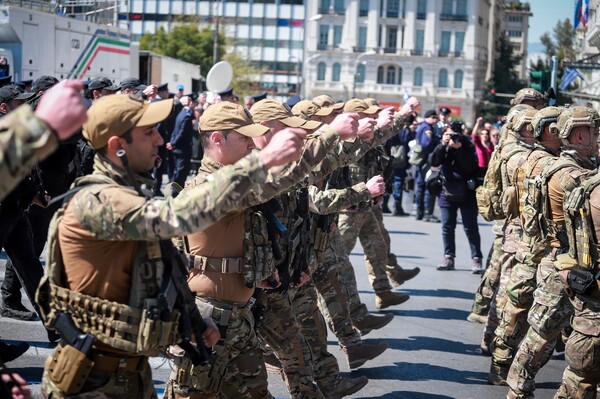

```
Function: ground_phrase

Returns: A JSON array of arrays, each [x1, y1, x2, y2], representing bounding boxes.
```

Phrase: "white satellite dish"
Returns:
[[206, 61, 233, 92]]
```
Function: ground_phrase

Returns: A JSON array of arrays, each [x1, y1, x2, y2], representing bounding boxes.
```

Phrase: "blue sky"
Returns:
[[527, 0, 575, 44]]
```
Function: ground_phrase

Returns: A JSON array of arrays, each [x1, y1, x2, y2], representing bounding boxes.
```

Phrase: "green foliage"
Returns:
[[140, 25, 226, 77], [222, 50, 265, 98]]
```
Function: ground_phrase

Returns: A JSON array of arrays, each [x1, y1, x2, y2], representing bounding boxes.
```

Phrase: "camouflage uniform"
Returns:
[[167, 110, 343, 398], [507, 107, 599, 399], [488, 109, 538, 384], [39, 151, 269, 399], [0, 104, 59, 201]]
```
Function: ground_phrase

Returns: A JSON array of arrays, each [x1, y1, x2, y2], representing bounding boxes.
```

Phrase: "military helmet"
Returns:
[[550, 105, 600, 139], [510, 87, 545, 106], [504, 104, 534, 130], [511, 108, 537, 135], [529, 106, 562, 138]]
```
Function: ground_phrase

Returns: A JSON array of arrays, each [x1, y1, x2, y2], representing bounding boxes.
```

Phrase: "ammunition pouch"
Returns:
[[244, 208, 276, 288], [502, 186, 519, 220], [195, 297, 251, 330], [45, 284, 179, 356], [46, 344, 94, 395], [568, 268, 596, 295]]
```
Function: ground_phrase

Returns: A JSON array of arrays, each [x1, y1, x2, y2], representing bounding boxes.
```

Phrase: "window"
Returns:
[[358, 27, 367, 51], [455, 31, 465, 55], [440, 31, 451, 54], [414, 67, 423, 86], [508, 15, 523, 23], [442, 0, 453, 15], [454, 69, 463, 89], [377, 66, 384, 83], [317, 62, 326, 80], [359, 0, 369, 16], [387, 0, 399, 18], [332, 63, 341, 81], [333, 26, 343, 47], [415, 29, 424, 52], [417, 0, 426, 19], [320, 0, 330, 12], [387, 27, 397, 50], [334, 0, 345, 13], [398, 67, 403, 85], [356, 63, 366, 83], [456, 0, 467, 15], [507, 30, 522, 37], [386, 66, 396, 84], [319, 25, 329, 47], [438, 68, 448, 88]]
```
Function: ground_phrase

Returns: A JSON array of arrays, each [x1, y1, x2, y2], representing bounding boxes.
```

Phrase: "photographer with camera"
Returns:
[[430, 123, 483, 273]]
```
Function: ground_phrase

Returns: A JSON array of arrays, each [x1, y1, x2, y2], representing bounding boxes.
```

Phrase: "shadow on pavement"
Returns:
[[386, 230, 429, 236], [8, 366, 43, 384], [383, 307, 471, 321], [402, 288, 474, 300], [359, 362, 489, 385], [351, 252, 425, 259], [355, 392, 455, 399], [381, 336, 481, 356]]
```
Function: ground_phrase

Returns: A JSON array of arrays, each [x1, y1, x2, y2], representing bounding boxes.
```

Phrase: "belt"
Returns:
[[92, 353, 147, 372], [188, 255, 243, 273], [196, 297, 251, 326]]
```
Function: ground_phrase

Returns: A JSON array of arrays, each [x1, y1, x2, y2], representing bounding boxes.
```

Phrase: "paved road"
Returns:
[[0, 209, 566, 399]]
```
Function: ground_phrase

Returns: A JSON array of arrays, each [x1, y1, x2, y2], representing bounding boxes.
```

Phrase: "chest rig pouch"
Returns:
[[243, 197, 286, 288], [36, 177, 180, 357]]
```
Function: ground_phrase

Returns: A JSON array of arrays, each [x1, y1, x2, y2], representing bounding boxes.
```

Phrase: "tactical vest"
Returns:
[[477, 141, 531, 221], [563, 173, 600, 270], [520, 156, 581, 243], [184, 172, 276, 289], [36, 174, 180, 356]]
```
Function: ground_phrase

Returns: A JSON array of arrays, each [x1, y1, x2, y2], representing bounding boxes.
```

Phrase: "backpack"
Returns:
[[390, 144, 408, 169], [476, 143, 528, 221], [563, 173, 600, 269], [520, 157, 577, 241]]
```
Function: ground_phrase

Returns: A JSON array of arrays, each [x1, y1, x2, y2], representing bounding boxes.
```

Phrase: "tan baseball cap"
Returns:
[[364, 98, 383, 111], [343, 98, 379, 114], [292, 100, 334, 118], [199, 101, 269, 137], [313, 95, 344, 110], [83, 93, 173, 149], [251, 99, 322, 130]]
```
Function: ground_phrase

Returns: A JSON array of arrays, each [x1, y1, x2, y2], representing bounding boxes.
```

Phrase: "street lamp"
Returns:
[[352, 50, 375, 98]]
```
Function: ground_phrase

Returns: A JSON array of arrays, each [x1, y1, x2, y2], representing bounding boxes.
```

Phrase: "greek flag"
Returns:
[[559, 67, 583, 91]]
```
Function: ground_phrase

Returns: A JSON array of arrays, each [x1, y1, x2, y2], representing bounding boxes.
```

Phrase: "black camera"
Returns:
[[450, 132, 461, 142]]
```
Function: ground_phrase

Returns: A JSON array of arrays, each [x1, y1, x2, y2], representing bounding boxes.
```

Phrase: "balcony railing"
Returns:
[[383, 47, 397, 54], [438, 50, 449, 57], [354, 46, 367, 52], [440, 13, 468, 21], [411, 49, 424, 56], [386, 11, 399, 18]]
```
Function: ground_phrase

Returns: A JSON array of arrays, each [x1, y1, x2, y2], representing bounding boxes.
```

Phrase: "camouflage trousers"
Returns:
[[506, 255, 573, 398], [42, 349, 156, 399], [338, 207, 392, 294], [330, 227, 371, 322], [489, 220, 521, 370], [258, 289, 323, 399], [471, 219, 505, 316], [290, 281, 345, 396], [371, 204, 406, 279], [555, 295, 600, 399], [313, 239, 363, 348], [166, 298, 270, 399]]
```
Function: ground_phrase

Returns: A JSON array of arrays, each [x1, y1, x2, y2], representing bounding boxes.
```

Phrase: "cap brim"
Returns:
[[301, 119, 322, 130], [235, 123, 270, 137], [106, 84, 119, 91], [362, 106, 380, 114], [137, 99, 174, 127], [280, 115, 313, 128], [332, 102, 345, 109], [15, 92, 35, 101], [315, 107, 334, 116]]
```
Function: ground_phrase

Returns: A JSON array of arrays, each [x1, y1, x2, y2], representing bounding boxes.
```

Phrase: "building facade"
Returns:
[[503, 2, 532, 81], [127, 0, 305, 95], [303, 0, 496, 123]]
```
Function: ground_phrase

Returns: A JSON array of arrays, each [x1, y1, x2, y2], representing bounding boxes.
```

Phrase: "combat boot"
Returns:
[[343, 341, 388, 369], [325, 376, 369, 399], [386, 265, 420, 288], [263, 352, 283, 376], [375, 291, 409, 310], [353, 313, 394, 336]]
